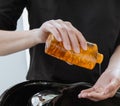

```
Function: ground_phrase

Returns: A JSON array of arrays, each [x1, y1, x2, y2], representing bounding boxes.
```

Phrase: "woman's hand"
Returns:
[[78, 67, 120, 101], [34, 19, 87, 53]]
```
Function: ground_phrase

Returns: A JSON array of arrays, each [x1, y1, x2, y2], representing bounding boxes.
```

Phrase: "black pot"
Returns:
[[0, 80, 62, 106], [0, 80, 120, 106]]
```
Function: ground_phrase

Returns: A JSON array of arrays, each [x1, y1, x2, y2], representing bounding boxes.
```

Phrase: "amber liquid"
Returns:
[[45, 34, 104, 70]]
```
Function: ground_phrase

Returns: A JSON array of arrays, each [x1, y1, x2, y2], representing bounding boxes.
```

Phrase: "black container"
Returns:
[[0, 80, 120, 106]]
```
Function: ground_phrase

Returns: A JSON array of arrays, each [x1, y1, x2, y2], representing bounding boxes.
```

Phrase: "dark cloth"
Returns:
[[0, 0, 120, 84], [49, 83, 120, 106]]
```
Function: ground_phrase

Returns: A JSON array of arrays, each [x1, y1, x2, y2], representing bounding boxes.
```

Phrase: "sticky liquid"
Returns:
[[45, 34, 103, 70]]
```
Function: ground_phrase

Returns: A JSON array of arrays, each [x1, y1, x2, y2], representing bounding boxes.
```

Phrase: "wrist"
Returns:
[[29, 28, 48, 44], [106, 66, 120, 72], [28, 29, 42, 44]]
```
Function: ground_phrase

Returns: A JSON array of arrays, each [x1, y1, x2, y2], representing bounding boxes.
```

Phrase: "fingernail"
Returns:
[[78, 94, 81, 98], [75, 48, 80, 53], [64, 45, 71, 50], [78, 93, 87, 98], [67, 45, 71, 50], [81, 42, 87, 50], [82, 45, 87, 50], [57, 37, 62, 41]]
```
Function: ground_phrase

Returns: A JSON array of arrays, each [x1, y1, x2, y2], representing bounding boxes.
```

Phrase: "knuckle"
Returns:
[[68, 29, 74, 34], [61, 26, 65, 30], [65, 21, 72, 25], [45, 20, 51, 24], [42, 21, 51, 27], [60, 26, 66, 32], [57, 19, 63, 22], [49, 25, 54, 29]]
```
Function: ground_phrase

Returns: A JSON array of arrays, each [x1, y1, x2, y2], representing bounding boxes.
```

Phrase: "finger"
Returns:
[[66, 62, 73, 65], [50, 19, 71, 50], [63, 21, 80, 53], [85, 91, 107, 101], [78, 87, 95, 98], [65, 22, 87, 50], [76, 30, 87, 50], [80, 86, 104, 99], [42, 21, 62, 41], [80, 87, 95, 94]]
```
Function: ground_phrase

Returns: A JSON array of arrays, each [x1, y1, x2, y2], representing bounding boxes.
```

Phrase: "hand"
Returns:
[[78, 67, 120, 101], [34, 19, 87, 53]]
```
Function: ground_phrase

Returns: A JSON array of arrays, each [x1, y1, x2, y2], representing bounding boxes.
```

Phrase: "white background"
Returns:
[[0, 9, 29, 94]]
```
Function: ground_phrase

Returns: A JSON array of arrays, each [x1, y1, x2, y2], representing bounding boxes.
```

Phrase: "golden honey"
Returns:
[[45, 34, 103, 70]]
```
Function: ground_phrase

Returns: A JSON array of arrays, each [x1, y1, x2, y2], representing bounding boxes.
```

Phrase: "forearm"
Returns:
[[0, 30, 40, 56], [107, 45, 120, 70]]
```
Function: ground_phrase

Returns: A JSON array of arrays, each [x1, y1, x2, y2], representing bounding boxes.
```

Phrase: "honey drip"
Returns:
[[45, 34, 104, 70]]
